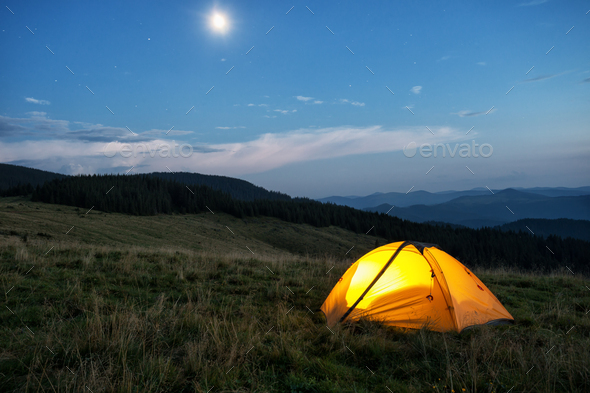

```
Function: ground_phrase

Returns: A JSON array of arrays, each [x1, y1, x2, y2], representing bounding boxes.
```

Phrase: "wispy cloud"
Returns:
[[477, 62, 486, 66], [0, 117, 28, 137], [26, 111, 47, 117], [247, 103, 255, 107], [518, 0, 548, 6], [0, 115, 466, 176], [295, 96, 322, 105], [452, 108, 496, 117], [521, 74, 556, 83], [151, 125, 463, 175], [410, 86, 422, 94], [0, 113, 68, 137], [258, 104, 268, 107], [0, 113, 193, 142], [437, 55, 451, 62], [216, 126, 246, 130], [340, 98, 365, 106], [25, 97, 50, 105], [274, 109, 297, 114]]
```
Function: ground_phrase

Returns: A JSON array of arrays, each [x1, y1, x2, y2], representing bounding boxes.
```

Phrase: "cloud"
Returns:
[[165, 125, 465, 175], [258, 104, 268, 107], [296, 96, 323, 104], [264, 115, 277, 118], [247, 103, 255, 107], [453, 111, 485, 117], [437, 55, 451, 62], [0, 113, 195, 142], [410, 86, 422, 94], [59, 163, 86, 175], [0, 117, 469, 177], [340, 99, 365, 106], [216, 126, 246, 130], [477, 62, 486, 66], [0, 137, 222, 176], [25, 97, 50, 105], [274, 109, 297, 114], [0, 113, 69, 137], [452, 108, 496, 117], [0, 117, 28, 137], [518, 0, 548, 6], [521, 74, 556, 83], [141, 128, 194, 137], [221, 58, 226, 62], [26, 111, 47, 117]]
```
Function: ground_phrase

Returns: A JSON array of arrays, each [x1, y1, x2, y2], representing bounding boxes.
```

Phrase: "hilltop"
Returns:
[[0, 163, 290, 202]]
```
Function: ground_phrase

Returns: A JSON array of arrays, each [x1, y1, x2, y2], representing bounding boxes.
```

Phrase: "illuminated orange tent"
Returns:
[[321, 241, 514, 332]]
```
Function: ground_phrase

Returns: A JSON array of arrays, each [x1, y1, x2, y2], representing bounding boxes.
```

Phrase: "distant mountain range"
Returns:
[[319, 187, 590, 241], [364, 189, 590, 227], [318, 186, 590, 209]]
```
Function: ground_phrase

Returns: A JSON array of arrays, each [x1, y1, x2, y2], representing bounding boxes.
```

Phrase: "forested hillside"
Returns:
[[0, 163, 65, 190], [497, 218, 590, 242], [30, 174, 590, 273], [0, 164, 291, 202], [149, 172, 291, 201]]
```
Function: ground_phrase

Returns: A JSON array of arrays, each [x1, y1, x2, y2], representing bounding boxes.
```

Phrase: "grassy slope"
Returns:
[[0, 198, 589, 392], [0, 197, 384, 259]]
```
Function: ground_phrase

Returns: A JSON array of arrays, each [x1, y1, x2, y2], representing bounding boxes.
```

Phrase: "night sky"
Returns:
[[1, 0, 588, 198]]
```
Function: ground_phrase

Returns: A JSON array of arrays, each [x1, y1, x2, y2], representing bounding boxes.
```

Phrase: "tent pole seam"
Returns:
[[338, 241, 412, 323]]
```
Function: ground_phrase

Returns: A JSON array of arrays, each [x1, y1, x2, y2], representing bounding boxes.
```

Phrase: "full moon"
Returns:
[[211, 13, 226, 30]]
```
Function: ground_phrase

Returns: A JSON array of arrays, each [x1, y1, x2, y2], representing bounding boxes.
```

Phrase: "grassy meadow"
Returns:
[[1, 197, 589, 392]]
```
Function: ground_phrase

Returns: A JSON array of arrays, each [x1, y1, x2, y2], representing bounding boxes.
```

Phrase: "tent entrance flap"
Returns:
[[422, 248, 458, 331]]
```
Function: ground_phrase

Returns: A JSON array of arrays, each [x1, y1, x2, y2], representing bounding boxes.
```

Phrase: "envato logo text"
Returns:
[[103, 142, 194, 158], [403, 140, 493, 158]]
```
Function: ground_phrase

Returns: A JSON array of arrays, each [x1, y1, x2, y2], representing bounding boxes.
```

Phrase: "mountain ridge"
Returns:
[[366, 190, 590, 229], [0, 163, 290, 202], [318, 186, 590, 209]]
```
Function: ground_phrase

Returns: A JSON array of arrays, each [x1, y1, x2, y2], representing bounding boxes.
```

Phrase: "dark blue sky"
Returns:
[[1, 0, 588, 197]]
